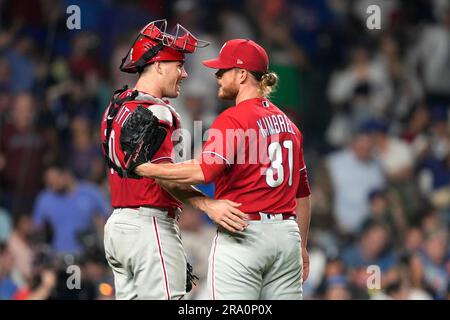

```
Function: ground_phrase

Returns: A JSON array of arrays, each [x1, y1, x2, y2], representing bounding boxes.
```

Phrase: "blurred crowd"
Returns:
[[0, 0, 449, 300]]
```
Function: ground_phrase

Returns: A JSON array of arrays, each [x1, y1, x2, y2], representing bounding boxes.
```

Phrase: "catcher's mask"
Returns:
[[120, 19, 210, 74]]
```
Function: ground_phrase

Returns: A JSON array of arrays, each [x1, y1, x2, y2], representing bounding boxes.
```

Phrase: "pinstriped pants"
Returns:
[[207, 216, 303, 300], [104, 207, 186, 300]]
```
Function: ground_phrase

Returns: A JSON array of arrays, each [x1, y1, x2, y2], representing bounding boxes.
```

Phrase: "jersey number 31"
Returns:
[[266, 140, 293, 187]]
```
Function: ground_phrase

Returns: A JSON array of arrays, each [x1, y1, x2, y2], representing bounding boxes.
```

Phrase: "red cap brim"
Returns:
[[202, 58, 234, 69]]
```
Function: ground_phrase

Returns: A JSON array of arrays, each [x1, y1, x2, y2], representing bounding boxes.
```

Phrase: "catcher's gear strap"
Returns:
[[134, 42, 164, 73], [102, 86, 139, 178], [119, 42, 165, 74]]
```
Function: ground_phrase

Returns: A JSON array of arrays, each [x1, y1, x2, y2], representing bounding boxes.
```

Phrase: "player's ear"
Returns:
[[238, 68, 248, 84], [154, 61, 164, 75]]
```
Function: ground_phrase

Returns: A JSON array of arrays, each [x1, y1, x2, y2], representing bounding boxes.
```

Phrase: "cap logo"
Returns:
[[237, 58, 243, 65]]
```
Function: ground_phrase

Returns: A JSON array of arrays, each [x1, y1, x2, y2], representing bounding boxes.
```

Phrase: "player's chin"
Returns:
[[217, 88, 226, 99], [218, 89, 233, 100], [175, 84, 183, 96], [167, 89, 180, 98]]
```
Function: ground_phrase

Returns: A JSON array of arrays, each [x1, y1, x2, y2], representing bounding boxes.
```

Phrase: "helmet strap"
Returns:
[[119, 40, 164, 74], [134, 42, 164, 73]]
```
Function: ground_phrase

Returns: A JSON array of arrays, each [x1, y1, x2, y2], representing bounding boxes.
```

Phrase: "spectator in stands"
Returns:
[[327, 45, 393, 146], [417, 151, 450, 212], [400, 105, 430, 161], [0, 93, 53, 213], [366, 118, 415, 182], [362, 188, 407, 241], [428, 106, 450, 161], [410, 228, 449, 299], [66, 115, 104, 183], [0, 35, 36, 93], [342, 222, 397, 274], [324, 275, 351, 300], [0, 207, 12, 242], [325, 129, 386, 237], [0, 242, 18, 299], [373, 33, 423, 122], [32, 162, 110, 255], [365, 118, 424, 222], [7, 214, 35, 286], [408, 7, 450, 107]]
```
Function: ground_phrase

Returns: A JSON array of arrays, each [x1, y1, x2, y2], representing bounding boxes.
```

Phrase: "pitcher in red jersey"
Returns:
[[135, 38, 312, 299], [101, 21, 248, 300]]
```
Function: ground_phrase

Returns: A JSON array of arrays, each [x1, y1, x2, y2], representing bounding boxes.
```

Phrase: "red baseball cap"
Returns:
[[203, 39, 269, 72]]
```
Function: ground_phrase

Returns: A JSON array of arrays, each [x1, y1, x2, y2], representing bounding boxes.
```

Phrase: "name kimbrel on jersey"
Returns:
[[256, 114, 295, 137]]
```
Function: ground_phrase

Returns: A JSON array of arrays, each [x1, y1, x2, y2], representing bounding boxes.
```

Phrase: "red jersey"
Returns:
[[101, 90, 182, 209], [200, 98, 310, 214]]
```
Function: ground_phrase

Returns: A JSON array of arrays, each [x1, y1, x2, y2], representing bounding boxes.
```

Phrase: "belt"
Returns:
[[245, 212, 296, 221], [113, 206, 181, 219]]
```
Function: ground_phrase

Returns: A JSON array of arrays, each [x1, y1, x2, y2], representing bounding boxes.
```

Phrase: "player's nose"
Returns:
[[181, 67, 188, 79]]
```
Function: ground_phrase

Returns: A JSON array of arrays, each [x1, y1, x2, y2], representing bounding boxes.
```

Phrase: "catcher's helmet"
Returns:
[[120, 19, 209, 74]]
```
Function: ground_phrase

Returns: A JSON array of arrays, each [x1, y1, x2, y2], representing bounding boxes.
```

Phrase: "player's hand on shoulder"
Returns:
[[204, 199, 249, 233]]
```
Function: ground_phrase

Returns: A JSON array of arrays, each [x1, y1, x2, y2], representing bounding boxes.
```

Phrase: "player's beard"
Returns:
[[218, 82, 238, 100]]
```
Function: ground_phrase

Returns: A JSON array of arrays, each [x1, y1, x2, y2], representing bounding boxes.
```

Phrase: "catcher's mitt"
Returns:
[[120, 105, 167, 178], [186, 262, 199, 293]]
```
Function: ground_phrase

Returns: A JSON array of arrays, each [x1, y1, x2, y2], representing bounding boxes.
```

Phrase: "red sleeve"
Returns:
[[296, 140, 311, 198], [200, 114, 241, 183], [297, 167, 311, 198]]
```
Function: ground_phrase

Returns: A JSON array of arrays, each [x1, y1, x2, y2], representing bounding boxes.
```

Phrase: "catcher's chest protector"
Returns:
[[102, 87, 180, 177], [102, 86, 139, 177]]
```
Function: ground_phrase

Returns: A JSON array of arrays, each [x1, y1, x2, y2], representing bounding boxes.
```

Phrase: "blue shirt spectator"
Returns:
[[0, 277, 18, 300], [2, 40, 35, 93], [418, 155, 450, 190], [0, 243, 18, 300], [32, 163, 110, 254], [342, 222, 397, 273]]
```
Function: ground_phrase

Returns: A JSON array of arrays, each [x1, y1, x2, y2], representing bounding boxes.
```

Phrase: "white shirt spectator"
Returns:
[[408, 24, 450, 94], [328, 56, 394, 118], [375, 137, 415, 176], [327, 150, 386, 234]]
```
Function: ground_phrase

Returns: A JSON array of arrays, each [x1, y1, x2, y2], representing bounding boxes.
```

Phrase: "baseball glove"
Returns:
[[186, 262, 199, 293], [120, 105, 167, 178]]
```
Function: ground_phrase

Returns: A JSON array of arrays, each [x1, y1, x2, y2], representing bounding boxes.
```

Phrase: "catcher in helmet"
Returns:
[[100, 20, 248, 300]]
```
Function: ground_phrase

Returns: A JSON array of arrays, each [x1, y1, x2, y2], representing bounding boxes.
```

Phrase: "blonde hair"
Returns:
[[250, 71, 279, 97], [260, 72, 278, 97]]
